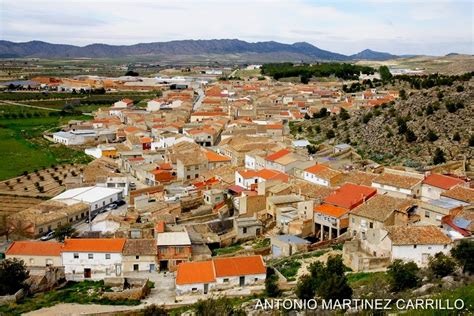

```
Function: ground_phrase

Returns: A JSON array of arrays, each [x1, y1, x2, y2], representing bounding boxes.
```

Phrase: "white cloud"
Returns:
[[0, 0, 472, 55]]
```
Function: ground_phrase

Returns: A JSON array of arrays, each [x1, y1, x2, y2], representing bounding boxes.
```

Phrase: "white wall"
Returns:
[[391, 244, 451, 267], [303, 172, 329, 186], [421, 184, 445, 201], [62, 251, 123, 279], [88, 191, 122, 212], [245, 155, 257, 170]]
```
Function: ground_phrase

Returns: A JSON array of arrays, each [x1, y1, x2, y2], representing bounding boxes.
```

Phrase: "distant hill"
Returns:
[[0, 39, 401, 61], [350, 49, 399, 61]]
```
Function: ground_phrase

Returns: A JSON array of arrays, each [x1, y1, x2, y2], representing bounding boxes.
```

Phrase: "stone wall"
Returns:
[[0, 289, 24, 306], [102, 277, 150, 301]]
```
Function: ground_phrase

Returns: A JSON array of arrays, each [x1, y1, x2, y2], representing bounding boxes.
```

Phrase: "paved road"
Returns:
[[192, 86, 205, 111]]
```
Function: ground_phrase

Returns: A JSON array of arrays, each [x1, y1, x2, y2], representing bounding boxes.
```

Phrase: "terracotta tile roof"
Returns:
[[140, 137, 153, 143], [122, 239, 157, 256], [238, 170, 259, 179], [176, 260, 216, 285], [205, 150, 231, 162], [62, 238, 126, 253], [423, 174, 465, 190], [192, 111, 225, 117], [257, 169, 289, 182], [6, 241, 62, 257], [386, 225, 452, 245], [441, 186, 474, 203], [314, 204, 348, 218], [373, 172, 422, 189], [323, 183, 376, 210], [266, 149, 291, 162], [213, 255, 266, 277], [351, 195, 414, 222], [267, 123, 284, 129], [305, 164, 341, 180], [121, 98, 134, 105]]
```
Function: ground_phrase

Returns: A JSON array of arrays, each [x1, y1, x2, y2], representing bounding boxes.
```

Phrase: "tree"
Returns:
[[306, 145, 317, 155], [326, 129, 335, 139], [143, 304, 168, 316], [339, 108, 350, 120], [325, 255, 345, 276], [433, 148, 446, 165], [428, 252, 457, 278], [379, 66, 392, 81], [469, 134, 474, 147], [456, 85, 464, 92], [125, 70, 139, 76], [451, 239, 474, 274], [399, 89, 407, 100], [295, 274, 316, 300], [453, 132, 461, 142], [53, 223, 77, 242], [265, 269, 280, 297], [405, 129, 417, 142], [194, 297, 243, 316], [300, 74, 310, 84], [304, 113, 311, 120], [0, 259, 29, 295], [318, 274, 353, 301], [426, 130, 439, 142], [387, 260, 420, 292]]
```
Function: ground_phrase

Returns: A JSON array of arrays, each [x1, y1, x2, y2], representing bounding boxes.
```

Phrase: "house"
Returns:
[[349, 195, 417, 257], [156, 231, 192, 271], [61, 238, 127, 280], [122, 239, 158, 273], [205, 149, 231, 169], [421, 174, 466, 201], [383, 225, 452, 266], [333, 143, 352, 154], [234, 216, 263, 241], [175, 255, 266, 295], [5, 241, 62, 267], [442, 206, 474, 239], [235, 169, 289, 190], [372, 169, 423, 198], [203, 189, 225, 207], [440, 186, 474, 205], [52, 186, 124, 214], [264, 149, 313, 173], [303, 164, 342, 187], [113, 98, 134, 108], [270, 234, 310, 258]]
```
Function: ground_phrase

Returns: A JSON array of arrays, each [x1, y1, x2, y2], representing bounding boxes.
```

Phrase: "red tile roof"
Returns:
[[314, 204, 348, 218], [266, 149, 291, 161], [62, 238, 126, 253], [323, 183, 377, 210], [205, 150, 231, 162], [423, 174, 465, 190], [213, 255, 266, 277], [6, 241, 62, 257], [176, 260, 216, 285]]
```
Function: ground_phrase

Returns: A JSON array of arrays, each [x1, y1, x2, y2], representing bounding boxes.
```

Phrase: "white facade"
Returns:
[[235, 172, 258, 190], [53, 131, 85, 146], [303, 171, 329, 186], [371, 182, 414, 198], [420, 184, 446, 201], [147, 100, 163, 112], [391, 244, 452, 267], [215, 273, 266, 287], [62, 251, 123, 280], [52, 186, 123, 212], [244, 155, 257, 170]]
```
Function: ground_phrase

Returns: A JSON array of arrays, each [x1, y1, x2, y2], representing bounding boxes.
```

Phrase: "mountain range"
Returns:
[[0, 39, 400, 61]]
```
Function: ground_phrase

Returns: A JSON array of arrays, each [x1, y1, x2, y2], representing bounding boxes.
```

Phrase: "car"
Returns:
[[85, 215, 97, 223], [40, 231, 54, 241], [116, 200, 126, 207], [109, 203, 118, 209]]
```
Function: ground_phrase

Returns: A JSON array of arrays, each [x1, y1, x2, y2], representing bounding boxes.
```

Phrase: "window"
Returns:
[[102, 201, 105, 206], [175, 247, 184, 254], [74, 253, 79, 259], [29, 258, 34, 264], [223, 278, 229, 282], [413, 245, 417, 249], [369, 222, 373, 229], [88, 253, 94, 259], [425, 211, 430, 218], [351, 218, 355, 223], [195, 174, 199, 178], [243, 227, 247, 234], [105, 254, 111, 259], [136, 255, 140, 260], [39, 228, 44, 234], [444, 244, 448, 249]]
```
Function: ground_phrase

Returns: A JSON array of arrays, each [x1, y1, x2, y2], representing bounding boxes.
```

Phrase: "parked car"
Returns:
[[109, 202, 118, 209], [40, 231, 54, 241], [116, 200, 126, 206]]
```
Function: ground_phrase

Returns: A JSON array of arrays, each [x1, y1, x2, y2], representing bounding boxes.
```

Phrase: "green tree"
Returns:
[[306, 145, 317, 155], [433, 148, 446, 165], [379, 66, 392, 81], [265, 271, 280, 297], [426, 130, 439, 142], [143, 304, 168, 316], [453, 132, 461, 142], [428, 252, 457, 278], [405, 129, 417, 142], [295, 274, 316, 300], [326, 129, 335, 139], [456, 85, 464, 92], [318, 274, 353, 301], [451, 239, 474, 274], [399, 89, 407, 100], [194, 297, 244, 316], [125, 70, 139, 76], [0, 259, 30, 295], [339, 108, 350, 120], [469, 135, 474, 147], [53, 223, 77, 242], [387, 260, 420, 292]]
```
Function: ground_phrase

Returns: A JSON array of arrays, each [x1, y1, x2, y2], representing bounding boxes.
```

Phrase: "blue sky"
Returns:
[[0, 0, 472, 55]]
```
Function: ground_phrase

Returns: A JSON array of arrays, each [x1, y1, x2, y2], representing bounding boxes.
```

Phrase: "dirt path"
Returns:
[[0, 100, 63, 111], [24, 303, 142, 316]]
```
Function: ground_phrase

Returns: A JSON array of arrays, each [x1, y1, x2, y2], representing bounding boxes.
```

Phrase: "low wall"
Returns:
[[102, 277, 150, 301], [0, 289, 24, 306]]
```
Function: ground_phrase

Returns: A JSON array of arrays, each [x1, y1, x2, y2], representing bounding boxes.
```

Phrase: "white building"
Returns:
[[61, 238, 126, 280], [175, 255, 266, 295], [146, 99, 163, 112], [372, 169, 423, 199], [52, 186, 123, 213], [113, 98, 133, 108], [382, 225, 452, 266], [303, 164, 341, 187], [421, 174, 466, 201], [53, 131, 87, 146]]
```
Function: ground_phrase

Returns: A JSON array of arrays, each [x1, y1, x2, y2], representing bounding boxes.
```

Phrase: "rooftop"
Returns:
[[441, 186, 474, 203], [323, 183, 376, 210], [62, 238, 126, 253], [423, 174, 465, 190], [52, 186, 123, 205], [351, 194, 414, 222], [385, 225, 452, 245], [122, 239, 157, 256], [6, 241, 62, 257], [373, 172, 422, 189], [157, 232, 191, 246], [213, 255, 266, 277], [274, 234, 310, 244]]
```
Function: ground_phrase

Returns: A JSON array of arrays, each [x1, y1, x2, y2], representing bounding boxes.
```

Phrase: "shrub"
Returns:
[[433, 148, 446, 165], [387, 260, 420, 292], [428, 252, 457, 278], [451, 239, 474, 274]]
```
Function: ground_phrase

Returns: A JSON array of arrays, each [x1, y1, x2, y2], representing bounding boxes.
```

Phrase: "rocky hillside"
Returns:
[[295, 81, 473, 168]]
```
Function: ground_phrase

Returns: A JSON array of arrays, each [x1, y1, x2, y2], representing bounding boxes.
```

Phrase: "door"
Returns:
[[149, 264, 155, 272], [160, 260, 168, 271], [84, 268, 91, 278], [204, 283, 209, 294], [133, 264, 139, 271], [239, 276, 245, 286]]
